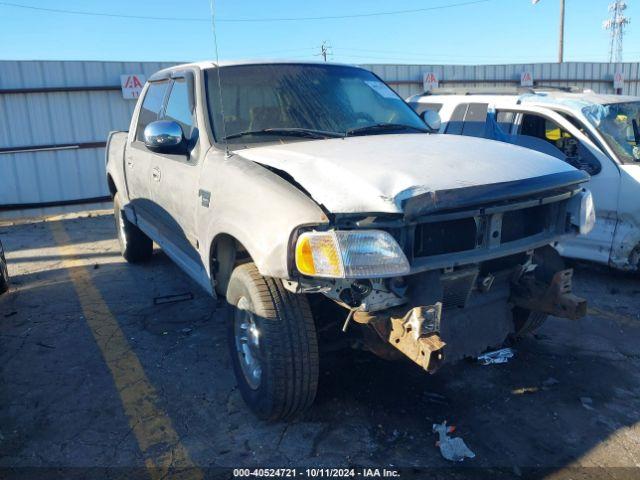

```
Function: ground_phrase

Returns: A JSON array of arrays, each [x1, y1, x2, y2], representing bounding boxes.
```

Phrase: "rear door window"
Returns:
[[135, 80, 170, 142], [462, 103, 488, 137], [444, 103, 488, 137]]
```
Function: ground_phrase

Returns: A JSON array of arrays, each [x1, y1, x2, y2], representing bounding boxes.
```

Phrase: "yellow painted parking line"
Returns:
[[588, 307, 639, 328], [49, 221, 203, 480]]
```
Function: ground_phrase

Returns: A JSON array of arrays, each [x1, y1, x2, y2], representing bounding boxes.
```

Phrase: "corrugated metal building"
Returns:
[[362, 62, 640, 99], [1, 60, 639, 208], [0, 61, 178, 208]]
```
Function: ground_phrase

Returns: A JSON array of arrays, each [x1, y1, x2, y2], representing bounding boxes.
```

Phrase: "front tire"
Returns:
[[226, 263, 319, 420], [114, 196, 153, 263]]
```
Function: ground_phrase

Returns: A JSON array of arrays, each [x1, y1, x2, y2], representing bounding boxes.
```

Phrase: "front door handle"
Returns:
[[152, 166, 161, 182]]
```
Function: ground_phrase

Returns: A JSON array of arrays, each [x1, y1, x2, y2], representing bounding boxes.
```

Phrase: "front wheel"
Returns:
[[226, 263, 319, 420]]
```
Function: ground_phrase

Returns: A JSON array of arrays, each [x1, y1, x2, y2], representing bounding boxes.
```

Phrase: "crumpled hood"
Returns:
[[235, 134, 582, 214]]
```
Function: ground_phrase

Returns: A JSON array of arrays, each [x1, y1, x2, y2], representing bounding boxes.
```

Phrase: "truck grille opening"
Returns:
[[501, 205, 549, 243], [414, 218, 477, 257], [441, 268, 478, 309]]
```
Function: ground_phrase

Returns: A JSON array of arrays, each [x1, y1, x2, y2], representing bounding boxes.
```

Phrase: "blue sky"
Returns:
[[1, 0, 638, 64]]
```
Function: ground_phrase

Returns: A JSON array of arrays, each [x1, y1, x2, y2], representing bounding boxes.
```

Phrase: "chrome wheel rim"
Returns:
[[234, 296, 262, 389]]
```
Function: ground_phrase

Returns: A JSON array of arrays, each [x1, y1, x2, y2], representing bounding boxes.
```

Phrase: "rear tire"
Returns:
[[226, 263, 319, 420], [0, 244, 8, 295], [114, 196, 153, 263], [512, 246, 565, 337]]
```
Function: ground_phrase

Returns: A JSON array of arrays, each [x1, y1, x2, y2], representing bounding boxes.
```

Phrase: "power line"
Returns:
[[0, 0, 494, 23], [250, 47, 318, 56], [333, 51, 550, 61], [334, 47, 555, 59], [221, 0, 493, 22], [332, 51, 634, 63]]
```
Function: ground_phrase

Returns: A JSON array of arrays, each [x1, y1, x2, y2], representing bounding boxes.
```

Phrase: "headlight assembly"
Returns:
[[568, 189, 596, 235], [295, 230, 410, 279]]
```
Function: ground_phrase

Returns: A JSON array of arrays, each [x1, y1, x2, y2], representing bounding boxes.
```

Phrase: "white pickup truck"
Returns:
[[107, 61, 594, 420]]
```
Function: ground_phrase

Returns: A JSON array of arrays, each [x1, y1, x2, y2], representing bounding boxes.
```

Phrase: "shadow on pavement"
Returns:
[[0, 214, 639, 478]]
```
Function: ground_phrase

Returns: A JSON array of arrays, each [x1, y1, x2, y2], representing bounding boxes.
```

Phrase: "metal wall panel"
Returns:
[[0, 60, 178, 207], [364, 61, 640, 97], [1, 60, 639, 207]]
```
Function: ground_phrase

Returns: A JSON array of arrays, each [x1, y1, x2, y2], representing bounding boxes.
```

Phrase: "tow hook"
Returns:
[[388, 303, 446, 373], [512, 269, 587, 320]]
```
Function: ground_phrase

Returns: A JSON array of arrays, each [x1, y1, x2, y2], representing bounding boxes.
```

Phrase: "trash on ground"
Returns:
[[433, 421, 475, 462], [580, 396, 595, 411], [181, 327, 193, 334], [423, 392, 449, 405], [153, 292, 194, 305], [512, 386, 539, 395], [542, 377, 560, 389], [477, 347, 515, 365]]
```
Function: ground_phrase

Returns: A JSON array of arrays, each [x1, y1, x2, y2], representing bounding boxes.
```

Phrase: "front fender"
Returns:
[[609, 218, 640, 271], [199, 152, 330, 279]]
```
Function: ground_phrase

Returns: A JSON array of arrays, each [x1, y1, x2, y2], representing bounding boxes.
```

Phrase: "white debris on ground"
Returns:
[[581, 396, 595, 411], [432, 421, 476, 462], [477, 347, 515, 365]]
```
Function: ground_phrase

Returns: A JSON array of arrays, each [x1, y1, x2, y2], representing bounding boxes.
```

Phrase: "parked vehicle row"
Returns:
[[408, 88, 640, 272], [107, 61, 595, 420]]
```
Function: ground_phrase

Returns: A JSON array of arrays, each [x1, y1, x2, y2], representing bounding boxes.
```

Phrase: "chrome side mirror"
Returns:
[[143, 120, 186, 154], [421, 110, 442, 132]]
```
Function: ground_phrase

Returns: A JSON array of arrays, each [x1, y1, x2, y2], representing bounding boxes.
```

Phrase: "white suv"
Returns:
[[409, 89, 640, 272]]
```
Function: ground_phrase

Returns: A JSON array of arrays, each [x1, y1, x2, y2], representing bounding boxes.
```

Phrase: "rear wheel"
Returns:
[[0, 243, 8, 294], [512, 246, 565, 337], [114, 196, 153, 263], [226, 263, 319, 420]]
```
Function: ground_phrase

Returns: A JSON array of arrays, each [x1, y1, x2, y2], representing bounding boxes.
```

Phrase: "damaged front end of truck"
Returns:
[[286, 170, 594, 373]]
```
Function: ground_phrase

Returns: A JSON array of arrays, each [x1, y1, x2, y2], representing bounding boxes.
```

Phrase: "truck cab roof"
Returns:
[[148, 60, 360, 82]]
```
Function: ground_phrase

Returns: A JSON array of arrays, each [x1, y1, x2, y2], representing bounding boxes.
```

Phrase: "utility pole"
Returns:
[[319, 41, 331, 62], [532, 0, 565, 63]]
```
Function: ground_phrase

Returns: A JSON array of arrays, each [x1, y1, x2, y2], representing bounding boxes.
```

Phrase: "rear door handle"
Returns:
[[151, 166, 161, 182], [126, 158, 133, 168]]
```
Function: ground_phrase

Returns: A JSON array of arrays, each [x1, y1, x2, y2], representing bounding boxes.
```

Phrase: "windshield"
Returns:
[[205, 64, 428, 144], [582, 101, 640, 164]]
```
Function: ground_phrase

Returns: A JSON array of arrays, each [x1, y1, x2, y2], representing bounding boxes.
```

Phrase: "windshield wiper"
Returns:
[[345, 123, 429, 136], [224, 128, 343, 140]]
